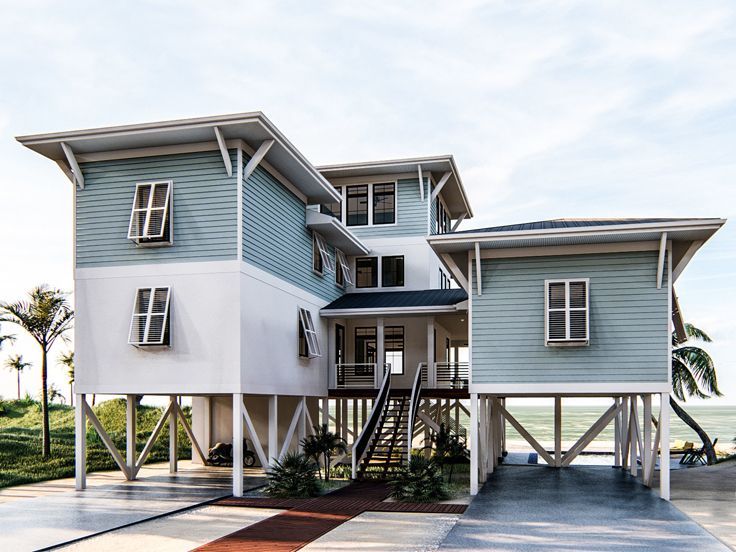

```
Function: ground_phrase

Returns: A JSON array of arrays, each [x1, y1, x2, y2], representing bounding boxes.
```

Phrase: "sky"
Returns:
[[0, 1, 734, 405]]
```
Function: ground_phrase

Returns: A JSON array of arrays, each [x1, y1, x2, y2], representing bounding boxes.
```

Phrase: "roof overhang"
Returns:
[[316, 155, 473, 219], [429, 218, 726, 283], [16, 112, 341, 204], [306, 209, 370, 256], [320, 303, 468, 318]]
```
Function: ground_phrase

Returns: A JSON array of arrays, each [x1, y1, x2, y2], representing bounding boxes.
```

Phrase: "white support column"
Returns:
[[629, 396, 638, 477], [341, 399, 348, 441], [268, 395, 279, 466], [643, 394, 652, 485], [660, 392, 670, 500], [335, 399, 342, 438], [470, 393, 479, 495], [621, 396, 629, 470], [554, 397, 562, 468], [479, 396, 487, 483], [203, 396, 212, 453], [352, 399, 358, 445], [75, 393, 86, 490], [427, 317, 436, 388], [232, 394, 244, 498], [614, 397, 621, 467], [376, 318, 385, 388], [169, 395, 178, 474], [126, 395, 137, 480], [321, 398, 329, 428]]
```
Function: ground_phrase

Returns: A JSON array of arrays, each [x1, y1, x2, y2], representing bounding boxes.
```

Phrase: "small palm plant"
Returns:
[[0, 285, 74, 458], [390, 453, 449, 502], [671, 323, 721, 464], [432, 424, 469, 482], [4, 354, 31, 400], [301, 424, 347, 481], [265, 451, 320, 498]]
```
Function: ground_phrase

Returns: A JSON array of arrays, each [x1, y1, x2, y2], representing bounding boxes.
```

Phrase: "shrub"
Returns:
[[390, 454, 449, 502], [265, 451, 320, 498], [301, 424, 347, 481], [0, 400, 7, 417]]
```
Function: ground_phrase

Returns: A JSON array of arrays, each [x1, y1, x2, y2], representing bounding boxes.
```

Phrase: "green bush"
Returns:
[[390, 453, 449, 502], [265, 451, 320, 498]]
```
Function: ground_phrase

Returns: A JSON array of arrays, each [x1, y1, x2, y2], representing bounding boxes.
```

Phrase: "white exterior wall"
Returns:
[[75, 261, 241, 395]]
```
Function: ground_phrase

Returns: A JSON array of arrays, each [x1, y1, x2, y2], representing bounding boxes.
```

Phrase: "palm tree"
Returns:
[[4, 354, 31, 400], [0, 327, 16, 350], [301, 424, 347, 481], [671, 323, 720, 465], [0, 286, 74, 458], [58, 351, 74, 407]]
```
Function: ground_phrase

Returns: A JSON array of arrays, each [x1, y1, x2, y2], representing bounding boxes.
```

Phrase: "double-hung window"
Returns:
[[335, 249, 353, 286], [129, 287, 171, 346], [545, 279, 589, 345], [372, 183, 395, 224], [313, 232, 334, 274], [298, 307, 321, 358], [128, 181, 173, 244], [355, 257, 378, 288], [346, 185, 368, 226]]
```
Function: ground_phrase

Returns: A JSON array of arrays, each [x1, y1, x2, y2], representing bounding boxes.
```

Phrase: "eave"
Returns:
[[305, 209, 370, 256]]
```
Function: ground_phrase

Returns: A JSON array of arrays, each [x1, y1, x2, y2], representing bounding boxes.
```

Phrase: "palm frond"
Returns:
[[685, 323, 712, 343], [671, 357, 709, 401], [673, 346, 722, 397]]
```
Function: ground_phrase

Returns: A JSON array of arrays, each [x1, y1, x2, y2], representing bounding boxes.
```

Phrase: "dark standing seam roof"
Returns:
[[322, 289, 468, 311], [451, 218, 703, 234]]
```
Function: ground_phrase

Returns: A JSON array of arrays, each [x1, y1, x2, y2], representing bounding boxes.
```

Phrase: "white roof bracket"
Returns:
[[243, 139, 275, 181], [451, 213, 466, 232], [213, 126, 232, 177], [60, 142, 84, 189], [475, 241, 482, 296], [672, 240, 704, 283], [440, 253, 469, 293], [430, 171, 452, 201], [417, 164, 424, 201], [656, 232, 667, 289]]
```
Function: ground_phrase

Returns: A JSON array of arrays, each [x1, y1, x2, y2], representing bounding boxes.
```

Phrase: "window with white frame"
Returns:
[[335, 249, 353, 286], [313, 232, 335, 274], [298, 307, 321, 358], [128, 181, 173, 244], [545, 279, 589, 345], [128, 287, 171, 346]]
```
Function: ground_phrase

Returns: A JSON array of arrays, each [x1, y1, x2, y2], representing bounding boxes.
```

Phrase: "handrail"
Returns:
[[351, 368, 391, 479], [406, 362, 424, 464], [335, 363, 378, 389]]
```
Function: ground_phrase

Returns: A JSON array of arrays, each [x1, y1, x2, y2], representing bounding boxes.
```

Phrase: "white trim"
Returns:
[[477, 241, 661, 259], [299, 307, 321, 358], [335, 249, 353, 286], [313, 232, 335, 274], [544, 278, 589, 345], [474, 242, 482, 296], [237, 147, 243, 261], [127, 180, 173, 243], [213, 126, 232, 177], [439, 253, 469, 292], [417, 165, 424, 201], [320, 304, 465, 318], [128, 286, 171, 346], [656, 233, 668, 289], [60, 141, 84, 189], [451, 213, 466, 232], [243, 139, 275, 181], [469, 382, 671, 395]]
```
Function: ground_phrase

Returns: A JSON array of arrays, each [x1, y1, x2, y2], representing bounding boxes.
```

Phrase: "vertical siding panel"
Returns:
[[472, 251, 669, 384], [76, 151, 238, 267], [242, 159, 342, 303]]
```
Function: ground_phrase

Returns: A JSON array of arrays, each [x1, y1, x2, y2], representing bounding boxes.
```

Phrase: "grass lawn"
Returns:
[[0, 397, 192, 489]]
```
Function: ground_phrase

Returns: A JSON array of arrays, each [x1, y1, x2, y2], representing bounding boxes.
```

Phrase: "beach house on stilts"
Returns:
[[16, 113, 724, 502]]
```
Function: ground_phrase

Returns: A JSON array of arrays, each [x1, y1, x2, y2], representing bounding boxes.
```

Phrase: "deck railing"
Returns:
[[335, 363, 379, 388], [434, 362, 469, 389]]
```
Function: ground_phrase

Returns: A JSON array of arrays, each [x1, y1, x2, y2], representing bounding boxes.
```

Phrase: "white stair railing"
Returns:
[[351, 368, 391, 479]]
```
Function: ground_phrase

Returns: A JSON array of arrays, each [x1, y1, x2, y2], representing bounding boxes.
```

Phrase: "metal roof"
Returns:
[[322, 289, 467, 312], [451, 218, 704, 234]]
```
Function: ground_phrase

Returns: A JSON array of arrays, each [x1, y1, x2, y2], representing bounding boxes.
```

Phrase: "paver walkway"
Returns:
[[196, 480, 466, 551], [440, 465, 730, 551]]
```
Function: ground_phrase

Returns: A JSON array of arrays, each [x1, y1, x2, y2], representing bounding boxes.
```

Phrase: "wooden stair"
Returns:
[[358, 394, 410, 478]]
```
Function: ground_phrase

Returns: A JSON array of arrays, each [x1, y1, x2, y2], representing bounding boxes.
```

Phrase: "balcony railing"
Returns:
[[335, 363, 388, 388], [434, 362, 469, 389]]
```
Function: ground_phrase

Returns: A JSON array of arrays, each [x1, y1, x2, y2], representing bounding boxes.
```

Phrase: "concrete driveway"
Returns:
[[440, 465, 730, 551]]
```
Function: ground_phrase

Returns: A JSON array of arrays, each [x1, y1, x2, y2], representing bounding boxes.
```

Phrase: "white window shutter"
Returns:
[[129, 286, 171, 346], [335, 249, 353, 285], [298, 307, 321, 358], [546, 279, 589, 345], [128, 181, 172, 242], [313, 233, 335, 273]]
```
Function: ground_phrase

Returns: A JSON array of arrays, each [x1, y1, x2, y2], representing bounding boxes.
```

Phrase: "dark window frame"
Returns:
[[372, 182, 396, 225], [381, 255, 405, 288], [384, 326, 405, 375], [355, 257, 378, 288], [346, 185, 369, 226]]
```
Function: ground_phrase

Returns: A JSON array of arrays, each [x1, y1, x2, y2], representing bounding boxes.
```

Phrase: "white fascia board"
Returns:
[[428, 219, 726, 248], [469, 382, 672, 396], [319, 304, 466, 318]]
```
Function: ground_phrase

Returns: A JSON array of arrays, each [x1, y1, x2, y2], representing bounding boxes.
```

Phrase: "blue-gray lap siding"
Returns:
[[471, 251, 669, 384], [76, 151, 238, 267], [242, 158, 343, 303], [347, 178, 429, 239]]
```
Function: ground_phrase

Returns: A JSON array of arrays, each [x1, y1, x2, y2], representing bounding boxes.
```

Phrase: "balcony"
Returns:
[[335, 363, 389, 389], [334, 362, 469, 391]]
